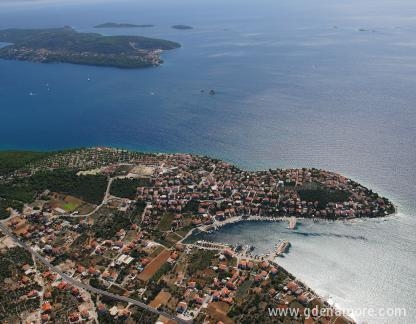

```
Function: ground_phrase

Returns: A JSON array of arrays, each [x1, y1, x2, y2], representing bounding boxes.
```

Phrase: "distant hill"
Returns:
[[0, 27, 180, 68], [171, 25, 193, 30], [94, 22, 154, 28]]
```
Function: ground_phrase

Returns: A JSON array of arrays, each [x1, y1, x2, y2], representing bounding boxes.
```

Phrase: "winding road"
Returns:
[[0, 222, 188, 324]]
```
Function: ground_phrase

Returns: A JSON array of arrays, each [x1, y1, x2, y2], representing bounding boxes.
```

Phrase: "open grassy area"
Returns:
[[187, 249, 217, 276], [148, 291, 172, 308], [175, 224, 193, 238], [158, 213, 174, 231], [235, 279, 252, 302], [206, 302, 233, 324], [63, 202, 77, 211], [150, 262, 172, 283], [49, 194, 85, 212]]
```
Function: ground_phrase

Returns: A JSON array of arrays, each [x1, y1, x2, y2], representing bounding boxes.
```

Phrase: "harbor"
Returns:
[[187, 237, 292, 261], [197, 215, 302, 233]]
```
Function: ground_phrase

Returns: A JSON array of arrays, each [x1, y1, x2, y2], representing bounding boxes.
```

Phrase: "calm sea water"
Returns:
[[1, 0, 415, 323]]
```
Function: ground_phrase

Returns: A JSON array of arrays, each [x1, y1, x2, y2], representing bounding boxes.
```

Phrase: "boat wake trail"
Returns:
[[286, 231, 368, 241]]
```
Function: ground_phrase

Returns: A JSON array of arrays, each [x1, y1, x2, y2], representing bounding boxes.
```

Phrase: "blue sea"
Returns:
[[0, 0, 415, 323]]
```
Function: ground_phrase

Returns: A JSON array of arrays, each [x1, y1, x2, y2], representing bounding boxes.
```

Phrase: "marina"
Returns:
[[197, 215, 303, 233]]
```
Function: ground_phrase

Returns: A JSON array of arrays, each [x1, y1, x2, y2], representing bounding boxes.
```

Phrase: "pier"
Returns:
[[275, 240, 290, 256], [197, 215, 298, 233], [288, 216, 297, 230]]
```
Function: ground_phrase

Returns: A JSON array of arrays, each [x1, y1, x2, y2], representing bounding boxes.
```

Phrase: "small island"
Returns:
[[94, 22, 154, 28], [0, 27, 180, 68], [171, 24, 193, 30]]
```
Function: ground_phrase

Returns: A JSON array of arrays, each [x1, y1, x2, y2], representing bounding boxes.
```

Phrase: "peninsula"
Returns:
[[94, 22, 154, 28], [0, 148, 393, 323], [0, 27, 180, 68]]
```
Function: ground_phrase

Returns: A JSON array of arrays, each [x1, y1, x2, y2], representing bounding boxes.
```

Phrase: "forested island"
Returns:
[[94, 22, 154, 28], [0, 27, 180, 68]]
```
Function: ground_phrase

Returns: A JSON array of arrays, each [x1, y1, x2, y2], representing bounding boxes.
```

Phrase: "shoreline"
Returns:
[[0, 147, 400, 323], [191, 208, 397, 235], [182, 221, 357, 324], [181, 210, 404, 324]]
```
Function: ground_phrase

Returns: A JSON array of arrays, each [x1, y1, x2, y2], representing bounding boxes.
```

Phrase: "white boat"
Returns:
[[288, 216, 297, 230]]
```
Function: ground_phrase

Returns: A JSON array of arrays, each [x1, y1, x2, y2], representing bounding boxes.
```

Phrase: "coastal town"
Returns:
[[0, 27, 180, 69], [0, 148, 394, 323], [0, 46, 166, 68]]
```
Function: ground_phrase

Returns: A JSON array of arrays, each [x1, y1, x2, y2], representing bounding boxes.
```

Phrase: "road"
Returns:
[[0, 222, 188, 324], [62, 177, 114, 218]]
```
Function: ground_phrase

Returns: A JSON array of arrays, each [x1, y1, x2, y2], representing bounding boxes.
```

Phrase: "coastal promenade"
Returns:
[[197, 215, 301, 232]]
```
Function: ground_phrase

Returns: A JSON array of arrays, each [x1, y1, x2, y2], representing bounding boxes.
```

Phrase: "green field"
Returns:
[[158, 213, 174, 231], [62, 202, 77, 212]]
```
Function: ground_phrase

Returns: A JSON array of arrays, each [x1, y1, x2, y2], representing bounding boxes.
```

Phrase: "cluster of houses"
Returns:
[[169, 246, 338, 323], [0, 149, 387, 323], [131, 154, 394, 230], [4, 262, 97, 323]]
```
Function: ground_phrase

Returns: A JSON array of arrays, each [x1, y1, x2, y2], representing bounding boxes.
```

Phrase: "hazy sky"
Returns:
[[0, 0, 107, 5]]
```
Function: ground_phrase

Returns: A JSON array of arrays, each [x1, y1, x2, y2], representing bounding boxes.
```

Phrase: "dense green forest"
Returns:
[[0, 151, 51, 175], [0, 169, 108, 218], [0, 199, 23, 219], [0, 27, 180, 52], [110, 178, 150, 199], [297, 188, 351, 209], [30, 170, 108, 204]]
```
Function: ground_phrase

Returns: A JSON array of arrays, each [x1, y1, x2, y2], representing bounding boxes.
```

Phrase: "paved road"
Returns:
[[63, 177, 114, 218], [0, 223, 188, 324]]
